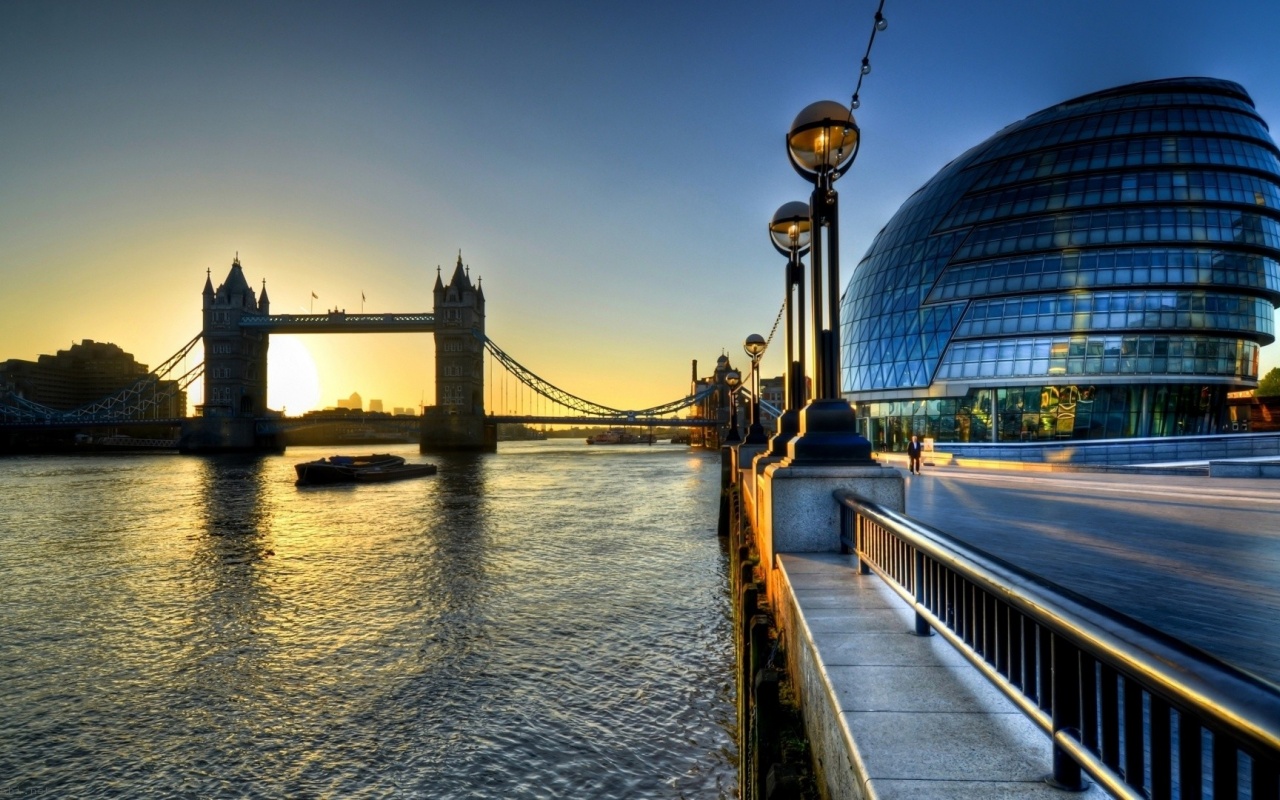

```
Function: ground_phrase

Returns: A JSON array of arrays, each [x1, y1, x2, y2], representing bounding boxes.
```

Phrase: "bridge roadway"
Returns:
[[896, 464, 1280, 687]]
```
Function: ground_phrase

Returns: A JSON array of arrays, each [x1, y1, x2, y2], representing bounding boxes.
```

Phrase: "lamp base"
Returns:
[[784, 399, 875, 465], [765, 409, 800, 458]]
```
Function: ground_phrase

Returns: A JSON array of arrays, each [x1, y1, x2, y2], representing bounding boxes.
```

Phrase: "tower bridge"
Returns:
[[0, 254, 727, 452]]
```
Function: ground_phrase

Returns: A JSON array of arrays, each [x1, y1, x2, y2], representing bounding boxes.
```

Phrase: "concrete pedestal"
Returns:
[[758, 462, 904, 585], [748, 452, 785, 537], [736, 443, 767, 527]]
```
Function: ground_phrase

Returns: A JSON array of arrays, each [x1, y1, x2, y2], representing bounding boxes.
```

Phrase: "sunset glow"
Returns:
[[266, 335, 322, 414], [3, 2, 1279, 412]]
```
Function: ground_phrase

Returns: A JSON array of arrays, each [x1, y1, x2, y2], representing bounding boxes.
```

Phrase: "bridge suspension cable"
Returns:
[[481, 334, 718, 420]]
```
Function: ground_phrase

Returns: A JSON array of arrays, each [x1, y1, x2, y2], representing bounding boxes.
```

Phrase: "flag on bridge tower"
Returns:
[[311, 292, 318, 299]]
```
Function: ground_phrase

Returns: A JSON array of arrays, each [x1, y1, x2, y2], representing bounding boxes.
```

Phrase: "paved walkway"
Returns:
[[896, 464, 1280, 686], [779, 552, 1110, 799]]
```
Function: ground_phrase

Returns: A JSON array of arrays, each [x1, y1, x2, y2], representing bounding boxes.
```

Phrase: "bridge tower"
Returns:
[[421, 253, 496, 452], [200, 256, 270, 417], [179, 256, 281, 453]]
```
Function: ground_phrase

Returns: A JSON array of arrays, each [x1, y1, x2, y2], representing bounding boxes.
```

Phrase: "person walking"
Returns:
[[906, 435, 923, 475]]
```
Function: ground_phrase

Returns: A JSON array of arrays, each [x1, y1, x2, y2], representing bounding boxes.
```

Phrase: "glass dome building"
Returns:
[[840, 77, 1280, 449]]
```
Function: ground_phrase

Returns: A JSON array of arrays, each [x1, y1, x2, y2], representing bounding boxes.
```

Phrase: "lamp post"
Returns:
[[767, 201, 812, 458], [785, 100, 873, 463], [724, 369, 742, 445], [743, 333, 768, 444]]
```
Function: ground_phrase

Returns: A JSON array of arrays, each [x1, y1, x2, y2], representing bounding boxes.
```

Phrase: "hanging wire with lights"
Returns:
[[848, 0, 888, 113]]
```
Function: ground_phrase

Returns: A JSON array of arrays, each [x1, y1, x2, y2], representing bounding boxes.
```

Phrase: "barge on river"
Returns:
[[295, 453, 437, 485]]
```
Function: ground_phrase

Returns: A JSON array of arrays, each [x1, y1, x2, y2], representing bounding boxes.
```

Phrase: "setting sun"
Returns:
[[268, 335, 321, 415]]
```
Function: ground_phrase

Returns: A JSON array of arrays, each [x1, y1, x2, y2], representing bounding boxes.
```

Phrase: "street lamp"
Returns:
[[743, 333, 768, 444], [724, 369, 742, 445], [767, 200, 811, 458], [785, 99, 873, 463]]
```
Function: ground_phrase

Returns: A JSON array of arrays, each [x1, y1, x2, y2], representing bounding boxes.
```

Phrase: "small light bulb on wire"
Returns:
[[875, 11, 887, 31], [861, 57, 871, 76], [851, 94, 860, 110]]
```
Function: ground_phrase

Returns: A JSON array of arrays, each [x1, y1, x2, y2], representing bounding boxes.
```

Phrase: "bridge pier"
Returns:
[[178, 417, 284, 454], [419, 409, 496, 453]]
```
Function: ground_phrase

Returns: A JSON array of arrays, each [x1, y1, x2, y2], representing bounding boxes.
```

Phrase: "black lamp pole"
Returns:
[[743, 334, 768, 444], [724, 370, 742, 445], [784, 100, 874, 465], [767, 201, 811, 458]]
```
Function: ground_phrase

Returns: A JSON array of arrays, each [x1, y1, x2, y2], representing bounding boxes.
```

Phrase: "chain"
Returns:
[[761, 298, 786, 354]]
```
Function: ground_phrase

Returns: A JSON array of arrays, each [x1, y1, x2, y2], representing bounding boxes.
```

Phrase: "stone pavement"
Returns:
[[775, 551, 1109, 799]]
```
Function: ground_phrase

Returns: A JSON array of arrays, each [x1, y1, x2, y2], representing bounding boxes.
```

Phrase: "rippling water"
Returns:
[[0, 441, 736, 798]]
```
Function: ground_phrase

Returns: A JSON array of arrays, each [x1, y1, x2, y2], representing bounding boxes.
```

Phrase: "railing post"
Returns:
[[1049, 634, 1086, 791], [1179, 715, 1201, 800], [856, 514, 870, 575], [839, 503, 852, 554], [913, 548, 932, 636]]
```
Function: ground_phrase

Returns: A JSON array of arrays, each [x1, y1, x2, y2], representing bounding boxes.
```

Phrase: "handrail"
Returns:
[[834, 489, 1280, 800]]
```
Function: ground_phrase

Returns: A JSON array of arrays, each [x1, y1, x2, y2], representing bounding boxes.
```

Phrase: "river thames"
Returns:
[[0, 440, 736, 798]]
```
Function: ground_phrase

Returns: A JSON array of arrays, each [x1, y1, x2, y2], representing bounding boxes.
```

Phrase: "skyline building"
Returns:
[[839, 77, 1280, 449], [0, 339, 186, 417]]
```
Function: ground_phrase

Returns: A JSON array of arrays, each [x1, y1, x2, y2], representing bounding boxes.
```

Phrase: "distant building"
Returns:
[[0, 339, 186, 416], [748, 376, 785, 435], [336, 392, 362, 411], [760, 376, 784, 410], [368, 399, 383, 413]]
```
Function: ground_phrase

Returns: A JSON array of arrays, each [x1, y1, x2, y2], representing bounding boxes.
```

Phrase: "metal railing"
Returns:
[[835, 489, 1280, 800]]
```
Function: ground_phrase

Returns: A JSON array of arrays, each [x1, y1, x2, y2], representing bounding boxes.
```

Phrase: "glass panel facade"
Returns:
[[954, 292, 1274, 340], [928, 249, 1280, 301], [840, 77, 1280, 440], [944, 169, 1280, 230], [858, 383, 1231, 449], [970, 137, 1280, 193], [936, 335, 1257, 380]]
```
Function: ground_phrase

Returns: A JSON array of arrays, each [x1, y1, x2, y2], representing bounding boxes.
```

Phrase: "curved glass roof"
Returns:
[[840, 77, 1280, 394]]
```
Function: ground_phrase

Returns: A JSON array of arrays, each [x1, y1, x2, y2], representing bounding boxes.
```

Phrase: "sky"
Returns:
[[3, 0, 1280, 415]]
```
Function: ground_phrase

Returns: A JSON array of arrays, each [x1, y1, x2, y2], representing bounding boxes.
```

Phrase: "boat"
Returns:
[[294, 453, 405, 484], [352, 462, 438, 482]]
